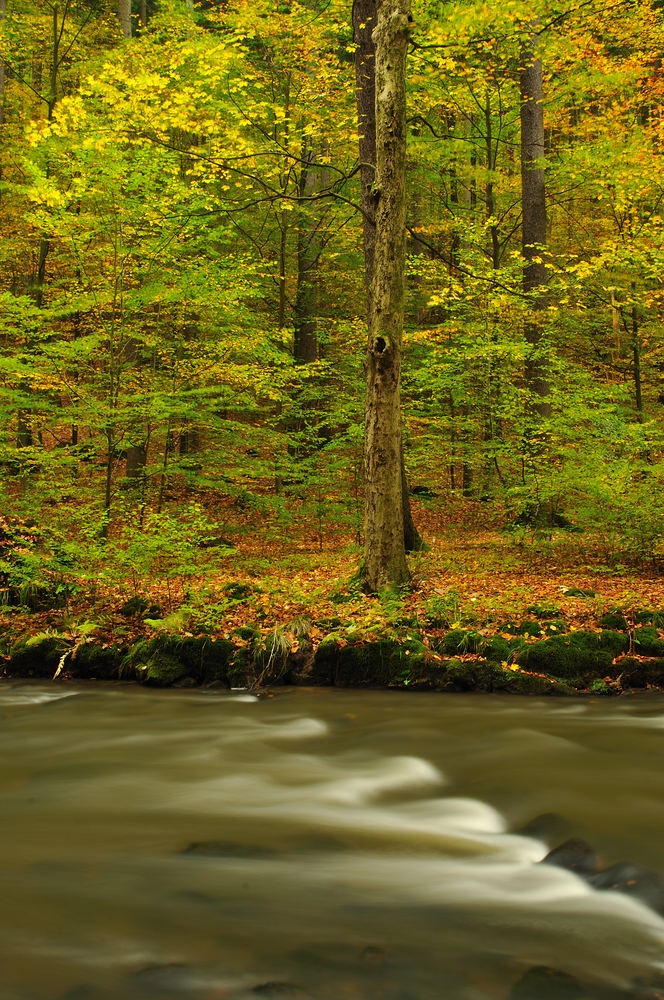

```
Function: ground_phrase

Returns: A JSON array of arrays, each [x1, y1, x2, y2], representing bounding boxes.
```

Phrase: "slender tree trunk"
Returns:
[[354, 0, 377, 286], [293, 141, 321, 365], [0, 0, 6, 142], [520, 28, 551, 418], [632, 285, 643, 423], [362, 0, 411, 591], [354, 0, 424, 555], [140, 0, 148, 28], [117, 0, 132, 38]]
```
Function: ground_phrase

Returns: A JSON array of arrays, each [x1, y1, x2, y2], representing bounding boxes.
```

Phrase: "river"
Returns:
[[2, 683, 664, 1000]]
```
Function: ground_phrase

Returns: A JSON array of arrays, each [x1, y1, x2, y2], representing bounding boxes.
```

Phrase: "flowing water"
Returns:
[[3, 682, 664, 1000]]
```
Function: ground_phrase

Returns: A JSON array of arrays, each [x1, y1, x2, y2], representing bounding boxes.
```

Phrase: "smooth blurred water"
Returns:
[[2, 682, 664, 1000]]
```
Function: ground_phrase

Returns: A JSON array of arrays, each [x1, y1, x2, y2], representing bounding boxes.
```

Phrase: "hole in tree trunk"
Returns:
[[375, 336, 387, 353]]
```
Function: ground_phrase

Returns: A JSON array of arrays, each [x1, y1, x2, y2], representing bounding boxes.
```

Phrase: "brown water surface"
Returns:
[[2, 683, 664, 999]]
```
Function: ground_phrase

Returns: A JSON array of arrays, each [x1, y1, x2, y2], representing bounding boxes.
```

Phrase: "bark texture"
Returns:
[[117, 0, 132, 38], [363, 0, 411, 591], [0, 0, 6, 131], [520, 33, 551, 417], [354, 0, 424, 555]]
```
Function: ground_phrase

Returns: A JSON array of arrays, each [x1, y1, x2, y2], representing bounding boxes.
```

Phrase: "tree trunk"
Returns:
[[117, 0, 132, 38], [140, 0, 148, 28], [0, 0, 6, 131], [293, 140, 321, 365], [353, 0, 377, 289], [632, 284, 643, 423], [520, 29, 551, 418], [362, 0, 411, 591], [354, 0, 424, 555]]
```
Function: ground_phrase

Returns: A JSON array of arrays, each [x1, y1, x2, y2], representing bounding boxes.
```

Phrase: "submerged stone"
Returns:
[[589, 863, 664, 915], [541, 839, 599, 877], [508, 966, 590, 1000]]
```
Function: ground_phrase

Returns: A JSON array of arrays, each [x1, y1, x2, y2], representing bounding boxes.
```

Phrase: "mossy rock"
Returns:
[[70, 641, 126, 680], [440, 659, 573, 696], [541, 619, 569, 635], [9, 634, 70, 677], [635, 609, 664, 627], [252, 629, 294, 683], [498, 620, 543, 638], [438, 629, 483, 655], [563, 587, 596, 598], [516, 631, 616, 682], [588, 679, 614, 696], [135, 653, 190, 687], [312, 634, 437, 688], [119, 596, 149, 617], [222, 582, 257, 601], [125, 634, 234, 686], [526, 604, 562, 620], [634, 626, 664, 656], [597, 610, 628, 631], [598, 629, 629, 656], [605, 656, 664, 689], [480, 635, 512, 662]]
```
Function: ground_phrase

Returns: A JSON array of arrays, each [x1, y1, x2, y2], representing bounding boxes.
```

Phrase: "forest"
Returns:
[[3, 0, 664, 692]]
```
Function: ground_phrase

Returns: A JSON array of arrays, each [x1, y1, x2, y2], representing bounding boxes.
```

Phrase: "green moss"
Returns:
[[599, 629, 630, 656], [222, 582, 257, 601], [517, 631, 614, 682], [597, 610, 628, 631], [124, 634, 233, 686], [480, 635, 512, 662], [439, 659, 573, 696], [542, 619, 569, 635], [563, 587, 596, 598], [634, 626, 664, 656], [71, 642, 125, 680], [498, 620, 543, 638], [588, 678, 612, 695], [438, 629, 483, 655], [136, 653, 189, 687], [635, 609, 664, 627], [526, 604, 562, 620], [9, 633, 70, 677], [312, 634, 434, 688], [606, 656, 664, 688]]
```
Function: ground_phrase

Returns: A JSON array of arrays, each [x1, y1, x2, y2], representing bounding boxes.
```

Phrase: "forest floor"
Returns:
[[2, 496, 664, 652]]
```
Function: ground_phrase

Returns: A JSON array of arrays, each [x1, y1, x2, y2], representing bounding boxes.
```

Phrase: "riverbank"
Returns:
[[4, 517, 664, 695], [3, 598, 664, 695]]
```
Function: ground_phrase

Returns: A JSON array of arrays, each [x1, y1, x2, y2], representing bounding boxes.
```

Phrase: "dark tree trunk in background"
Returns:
[[353, 0, 424, 555], [520, 28, 551, 418], [293, 140, 322, 365]]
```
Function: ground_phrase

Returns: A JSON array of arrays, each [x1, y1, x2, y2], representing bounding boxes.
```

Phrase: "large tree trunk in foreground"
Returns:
[[520, 29, 551, 418], [362, 0, 411, 591], [354, 0, 424, 557]]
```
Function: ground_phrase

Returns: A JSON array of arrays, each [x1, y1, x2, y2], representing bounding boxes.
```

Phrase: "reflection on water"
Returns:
[[2, 683, 664, 1000]]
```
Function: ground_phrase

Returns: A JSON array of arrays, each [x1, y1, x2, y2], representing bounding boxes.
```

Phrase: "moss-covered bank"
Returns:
[[5, 606, 664, 695]]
